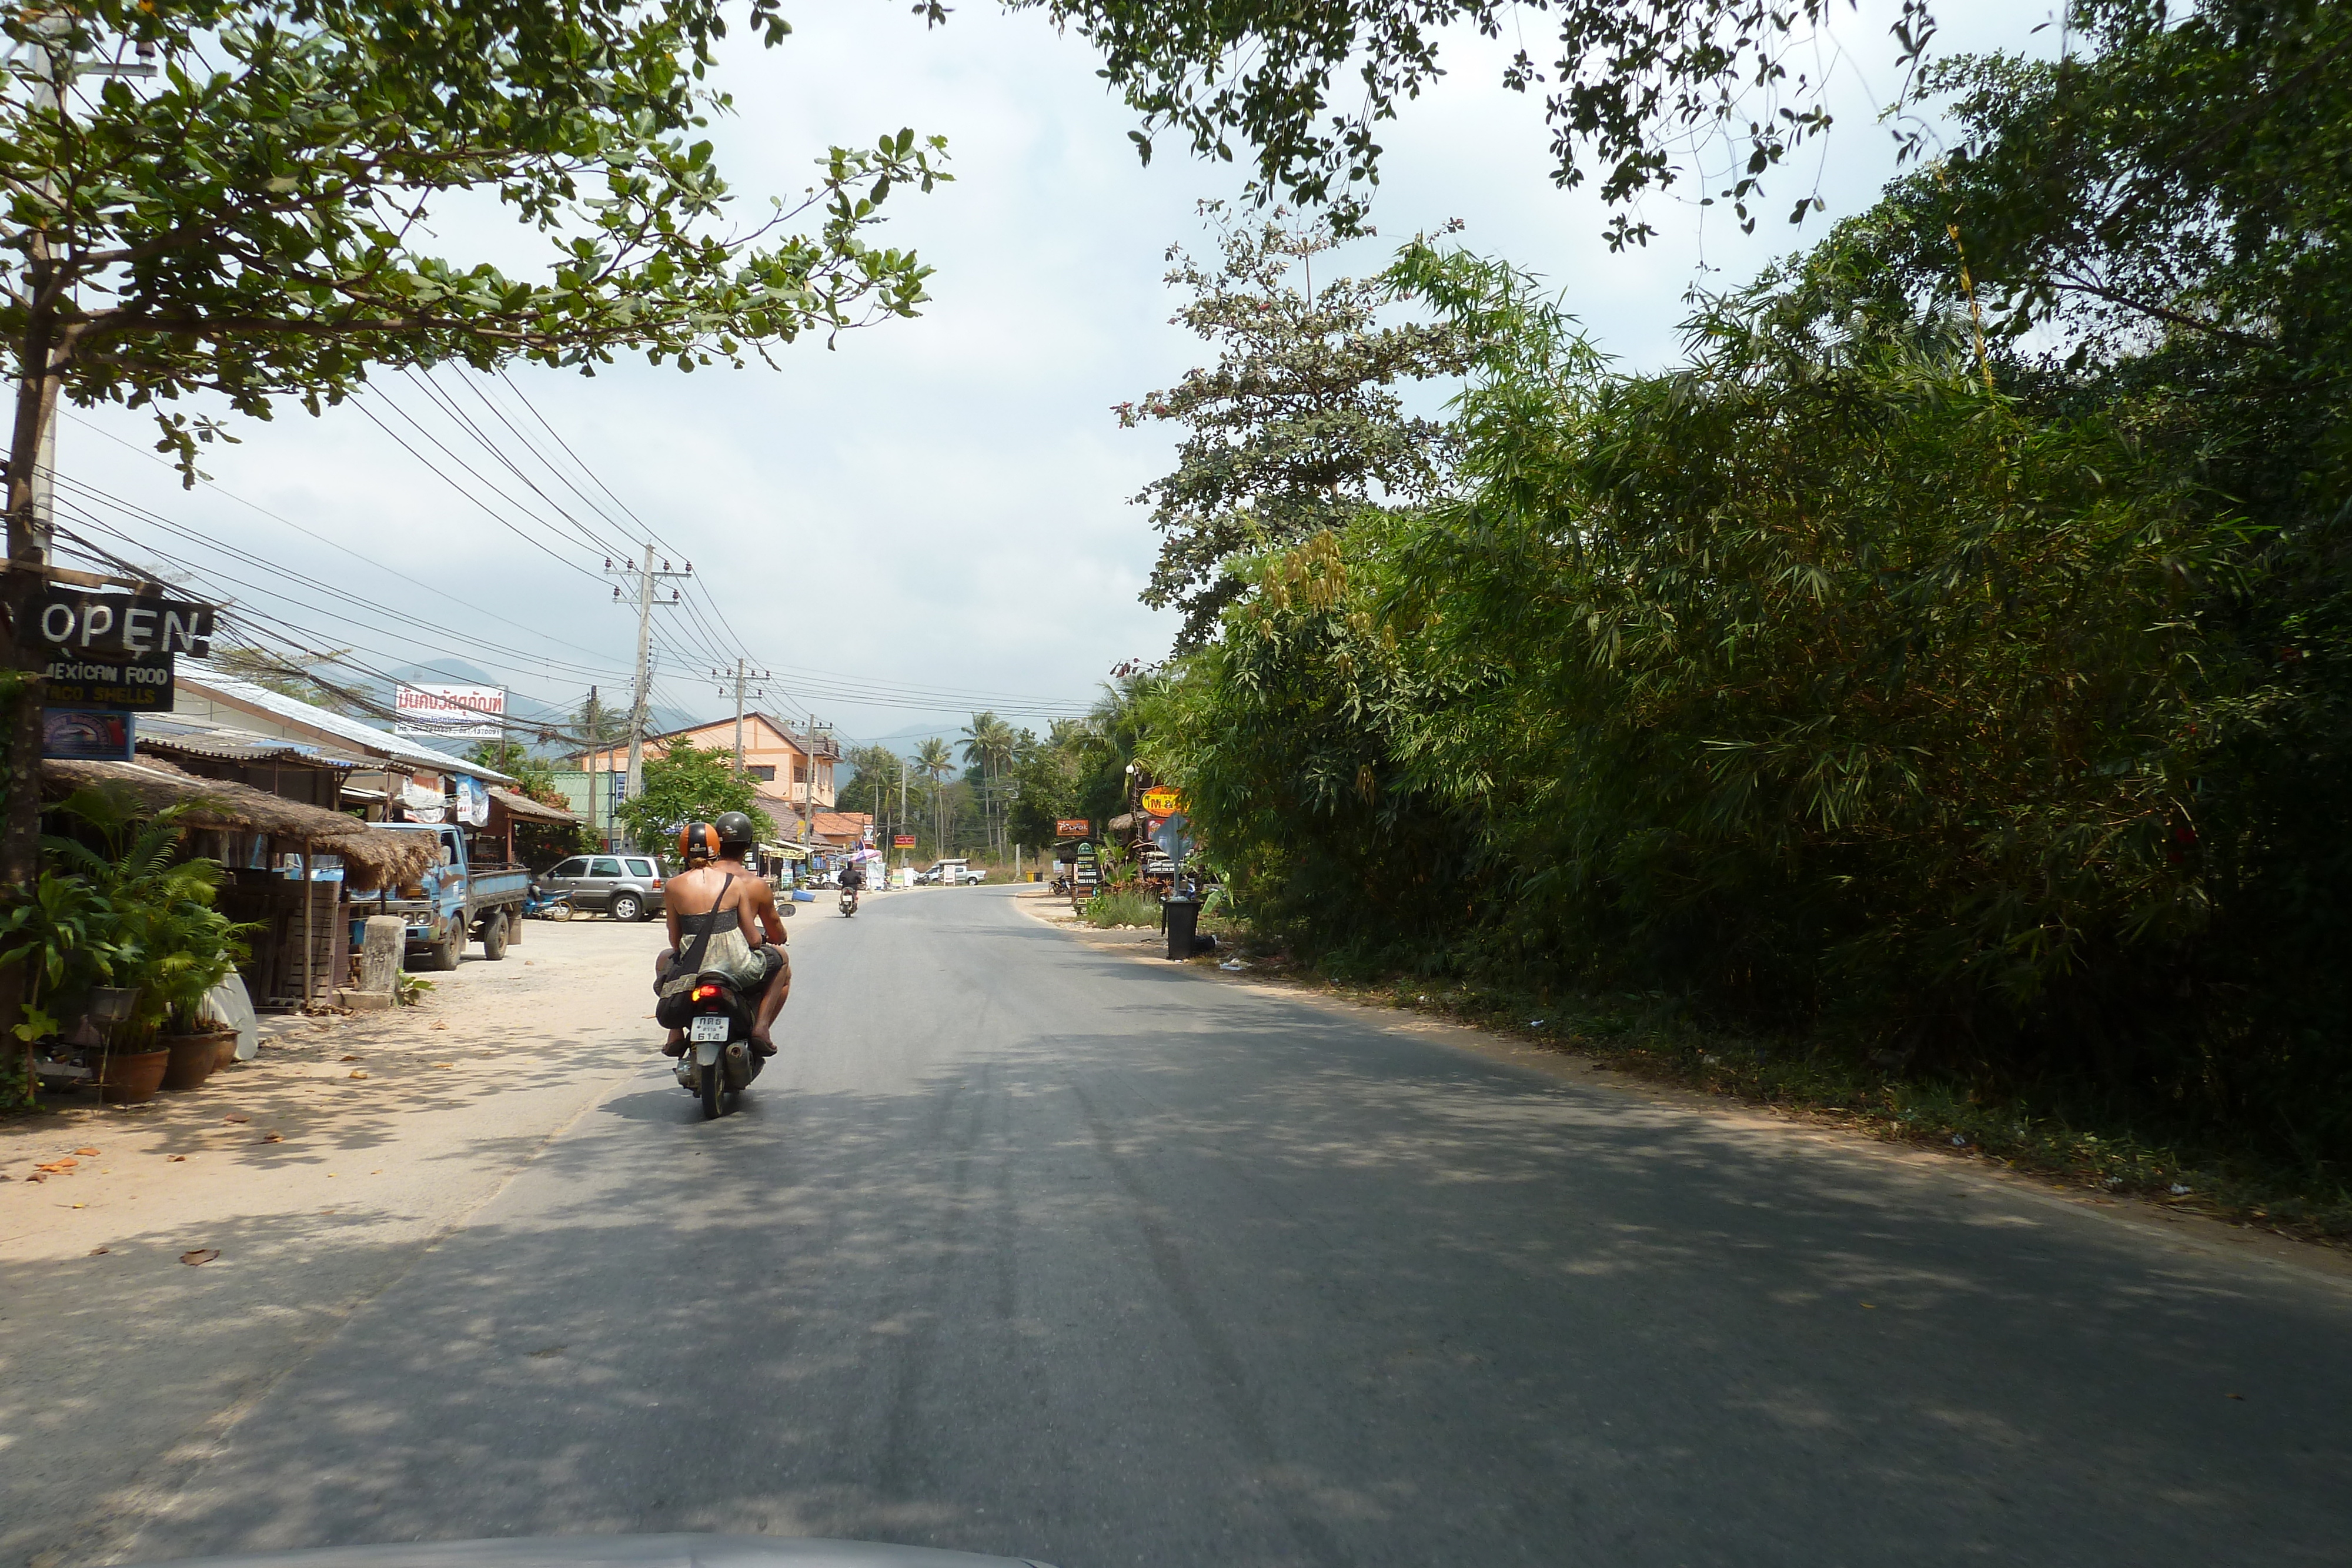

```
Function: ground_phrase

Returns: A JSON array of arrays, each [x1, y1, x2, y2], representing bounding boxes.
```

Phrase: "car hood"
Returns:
[[138, 1536, 1054, 1568]]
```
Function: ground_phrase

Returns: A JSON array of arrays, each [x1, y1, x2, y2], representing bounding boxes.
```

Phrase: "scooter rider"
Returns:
[[837, 856, 865, 912], [654, 811, 791, 1057]]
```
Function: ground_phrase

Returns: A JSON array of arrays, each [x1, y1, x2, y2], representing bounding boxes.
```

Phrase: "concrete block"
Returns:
[[357, 915, 405, 996], [337, 989, 395, 1011]]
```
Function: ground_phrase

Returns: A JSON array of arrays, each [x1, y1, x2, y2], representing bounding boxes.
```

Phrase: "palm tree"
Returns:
[[916, 735, 953, 856], [958, 711, 1018, 857]]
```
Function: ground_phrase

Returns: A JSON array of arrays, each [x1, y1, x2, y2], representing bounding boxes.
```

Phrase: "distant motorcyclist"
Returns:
[[654, 811, 790, 1057]]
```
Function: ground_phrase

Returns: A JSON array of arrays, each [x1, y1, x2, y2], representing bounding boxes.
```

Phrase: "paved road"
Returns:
[[121, 888, 2351, 1567]]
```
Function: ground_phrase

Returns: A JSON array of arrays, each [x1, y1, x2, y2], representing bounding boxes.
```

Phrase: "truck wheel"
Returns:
[[480, 912, 509, 961], [610, 892, 644, 924], [426, 931, 462, 971]]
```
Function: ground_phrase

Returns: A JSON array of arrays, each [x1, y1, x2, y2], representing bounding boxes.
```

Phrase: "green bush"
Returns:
[[1083, 887, 1162, 928]]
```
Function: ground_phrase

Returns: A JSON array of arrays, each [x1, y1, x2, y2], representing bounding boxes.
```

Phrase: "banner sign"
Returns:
[[43, 647, 175, 711], [893, 834, 917, 848], [1139, 785, 1182, 816], [42, 708, 134, 760], [21, 586, 213, 658], [393, 683, 505, 738], [1054, 818, 1090, 838]]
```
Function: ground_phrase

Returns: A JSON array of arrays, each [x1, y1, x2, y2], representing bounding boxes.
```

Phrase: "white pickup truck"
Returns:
[[916, 858, 987, 886]]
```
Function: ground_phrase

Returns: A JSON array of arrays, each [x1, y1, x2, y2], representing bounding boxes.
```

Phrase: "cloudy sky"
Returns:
[[58, 0, 2053, 755]]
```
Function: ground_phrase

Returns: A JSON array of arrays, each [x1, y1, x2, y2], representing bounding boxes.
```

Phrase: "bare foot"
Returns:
[[662, 1030, 687, 1057], [750, 1028, 777, 1057]]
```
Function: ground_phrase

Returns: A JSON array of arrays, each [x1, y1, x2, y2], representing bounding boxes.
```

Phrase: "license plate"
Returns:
[[689, 1015, 729, 1042]]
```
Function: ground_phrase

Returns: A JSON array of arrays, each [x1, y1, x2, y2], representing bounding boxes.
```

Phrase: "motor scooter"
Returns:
[[838, 886, 858, 918], [673, 972, 762, 1118], [523, 880, 573, 921]]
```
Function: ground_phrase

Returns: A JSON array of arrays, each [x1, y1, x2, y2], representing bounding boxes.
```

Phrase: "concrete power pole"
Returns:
[[713, 658, 769, 773], [605, 544, 690, 847]]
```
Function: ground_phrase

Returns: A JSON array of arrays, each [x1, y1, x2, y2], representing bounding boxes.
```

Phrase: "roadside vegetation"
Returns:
[[1129, 1, 2352, 1232]]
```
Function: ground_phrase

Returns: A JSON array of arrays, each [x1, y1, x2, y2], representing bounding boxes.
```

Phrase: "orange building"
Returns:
[[565, 714, 841, 837]]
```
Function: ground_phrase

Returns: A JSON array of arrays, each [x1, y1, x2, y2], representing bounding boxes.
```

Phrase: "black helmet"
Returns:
[[713, 810, 757, 852]]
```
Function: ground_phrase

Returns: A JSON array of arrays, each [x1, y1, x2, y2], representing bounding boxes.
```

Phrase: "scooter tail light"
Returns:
[[692, 983, 721, 1001]]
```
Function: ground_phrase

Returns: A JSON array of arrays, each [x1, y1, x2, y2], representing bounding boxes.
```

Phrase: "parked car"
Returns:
[[539, 852, 670, 921], [917, 858, 986, 886], [372, 824, 532, 969]]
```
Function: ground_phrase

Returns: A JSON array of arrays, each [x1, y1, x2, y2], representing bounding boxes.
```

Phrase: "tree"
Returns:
[[1017, 0, 1926, 242], [610, 740, 758, 854], [206, 645, 367, 716], [1120, 207, 1471, 645], [2, 0, 949, 897], [958, 710, 1017, 856], [914, 735, 953, 856], [466, 738, 593, 864]]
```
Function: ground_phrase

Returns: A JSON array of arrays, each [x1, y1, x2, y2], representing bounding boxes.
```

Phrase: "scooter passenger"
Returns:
[[654, 812, 791, 1057]]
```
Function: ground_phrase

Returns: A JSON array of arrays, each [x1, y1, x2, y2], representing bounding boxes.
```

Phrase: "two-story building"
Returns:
[[564, 713, 841, 840]]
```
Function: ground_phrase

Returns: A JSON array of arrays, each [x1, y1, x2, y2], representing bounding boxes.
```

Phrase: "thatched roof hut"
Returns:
[[42, 758, 437, 886]]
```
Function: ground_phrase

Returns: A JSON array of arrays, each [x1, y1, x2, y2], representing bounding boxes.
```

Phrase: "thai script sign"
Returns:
[[394, 683, 505, 738]]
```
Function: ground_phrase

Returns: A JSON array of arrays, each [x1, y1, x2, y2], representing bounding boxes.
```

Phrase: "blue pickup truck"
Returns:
[[373, 823, 534, 971]]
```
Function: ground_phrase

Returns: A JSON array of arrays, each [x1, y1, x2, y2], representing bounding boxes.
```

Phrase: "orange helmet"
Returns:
[[677, 822, 719, 863]]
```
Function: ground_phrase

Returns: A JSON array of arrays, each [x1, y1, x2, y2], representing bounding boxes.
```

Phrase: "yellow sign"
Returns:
[[1140, 785, 1183, 816]]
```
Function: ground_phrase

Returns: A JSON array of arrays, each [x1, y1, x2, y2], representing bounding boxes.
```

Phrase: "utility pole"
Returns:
[[581, 686, 603, 850], [899, 757, 908, 872], [713, 658, 770, 773], [799, 718, 831, 842], [605, 544, 690, 848]]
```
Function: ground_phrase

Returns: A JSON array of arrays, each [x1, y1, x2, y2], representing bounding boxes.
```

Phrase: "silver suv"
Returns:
[[541, 853, 669, 921]]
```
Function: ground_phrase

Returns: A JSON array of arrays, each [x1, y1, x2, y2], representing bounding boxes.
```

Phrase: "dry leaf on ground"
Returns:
[[349, 1069, 370, 1079], [73, 1146, 99, 1156], [340, 1055, 362, 1062], [89, 1246, 109, 1255], [260, 1132, 283, 1144], [222, 1114, 249, 1124], [430, 1062, 454, 1068], [35, 1159, 78, 1173], [167, 1154, 187, 1162], [179, 1249, 219, 1266]]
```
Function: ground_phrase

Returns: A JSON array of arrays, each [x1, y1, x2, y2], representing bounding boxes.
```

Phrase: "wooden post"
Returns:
[[300, 842, 315, 1007]]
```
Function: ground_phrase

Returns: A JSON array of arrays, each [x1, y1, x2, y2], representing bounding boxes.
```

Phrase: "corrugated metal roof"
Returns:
[[136, 717, 372, 770], [176, 666, 516, 784]]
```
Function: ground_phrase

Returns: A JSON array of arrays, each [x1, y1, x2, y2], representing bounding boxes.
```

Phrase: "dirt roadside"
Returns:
[[1014, 885, 2352, 1288], [0, 916, 674, 1568]]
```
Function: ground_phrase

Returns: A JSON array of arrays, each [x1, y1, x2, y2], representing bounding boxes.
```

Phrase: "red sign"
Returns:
[[893, 834, 917, 848], [1054, 818, 1091, 838]]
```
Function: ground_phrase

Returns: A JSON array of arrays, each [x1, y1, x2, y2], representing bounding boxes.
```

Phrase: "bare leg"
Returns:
[[654, 947, 686, 1052], [750, 949, 791, 1053]]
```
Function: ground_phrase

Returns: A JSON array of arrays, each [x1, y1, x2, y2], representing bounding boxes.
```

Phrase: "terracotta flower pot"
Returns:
[[91, 1048, 171, 1104], [161, 1031, 235, 1091], [211, 1032, 242, 1072]]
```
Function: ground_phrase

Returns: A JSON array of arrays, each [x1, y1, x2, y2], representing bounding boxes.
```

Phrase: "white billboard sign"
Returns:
[[394, 683, 505, 738]]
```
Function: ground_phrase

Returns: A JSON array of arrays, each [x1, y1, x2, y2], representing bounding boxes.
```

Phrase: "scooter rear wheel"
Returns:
[[699, 1061, 722, 1120]]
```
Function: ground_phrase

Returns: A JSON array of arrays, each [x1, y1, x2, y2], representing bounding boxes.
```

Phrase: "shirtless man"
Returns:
[[654, 810, 791, 1055]]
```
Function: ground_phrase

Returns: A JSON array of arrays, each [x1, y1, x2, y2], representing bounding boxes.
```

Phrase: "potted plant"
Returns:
[[40, 785, 249, 1098], [0, 871, 123, 1103]]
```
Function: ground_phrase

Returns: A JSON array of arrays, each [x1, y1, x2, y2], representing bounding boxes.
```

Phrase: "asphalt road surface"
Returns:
[[121, 887, 2352, 1567]]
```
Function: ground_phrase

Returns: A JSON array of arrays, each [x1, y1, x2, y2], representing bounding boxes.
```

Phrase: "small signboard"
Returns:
[[1054, 818, 1090, 838], [893, 834, 917, 848], [19, 586, 213, 658], [42, 647, 175, 711], [1071, 840, 1099, 890], [42, 708, 133, 760], [1139, 785, 1182, 816]]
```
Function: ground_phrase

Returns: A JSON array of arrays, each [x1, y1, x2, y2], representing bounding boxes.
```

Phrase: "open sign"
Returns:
[[21, 586, 213, 658]]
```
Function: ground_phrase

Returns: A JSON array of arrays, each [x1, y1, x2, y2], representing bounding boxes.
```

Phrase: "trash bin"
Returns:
[[1163, 897, 1202, 961]]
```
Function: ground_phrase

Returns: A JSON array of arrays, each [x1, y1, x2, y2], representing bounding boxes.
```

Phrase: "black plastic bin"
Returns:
[[1162, 897, 1202, 961]]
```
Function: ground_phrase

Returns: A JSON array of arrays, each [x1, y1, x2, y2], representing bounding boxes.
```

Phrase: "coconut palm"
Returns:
[[915, 736, 954, 855], [959, 711, 1018, 856]]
